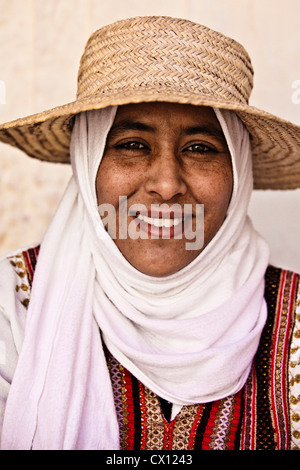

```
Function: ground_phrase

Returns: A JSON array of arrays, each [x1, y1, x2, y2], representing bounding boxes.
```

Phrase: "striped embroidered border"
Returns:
[[22, 246, 40, 286], [241, 267, 299, 449], [271, 270, 297, 449], [112, 355, 243, 450], [288, 280, 300, 449]]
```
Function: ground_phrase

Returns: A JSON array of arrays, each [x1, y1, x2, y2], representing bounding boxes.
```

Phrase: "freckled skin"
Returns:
[[96, 102, 233, 277]]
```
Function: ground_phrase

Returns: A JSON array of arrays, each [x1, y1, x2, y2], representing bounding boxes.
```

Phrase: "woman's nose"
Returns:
[[144, 150, 187, 201]]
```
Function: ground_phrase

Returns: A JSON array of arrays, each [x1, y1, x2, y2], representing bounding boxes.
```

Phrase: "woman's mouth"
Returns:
[[131, 210, 191, 239], [136, 213, 184, 228]]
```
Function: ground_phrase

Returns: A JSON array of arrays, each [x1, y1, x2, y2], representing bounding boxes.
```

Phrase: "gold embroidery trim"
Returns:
[[289, 281, 300, 450], [8, 253, 31, 309]]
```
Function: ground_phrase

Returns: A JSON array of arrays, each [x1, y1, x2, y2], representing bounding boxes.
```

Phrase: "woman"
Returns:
[[0, 16, 299, 450]]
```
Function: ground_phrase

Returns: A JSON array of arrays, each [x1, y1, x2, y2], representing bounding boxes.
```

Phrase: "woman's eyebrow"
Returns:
[[182, 124, 226, 142], [108, 120, 226, 143], [108, 119, 156, 137]]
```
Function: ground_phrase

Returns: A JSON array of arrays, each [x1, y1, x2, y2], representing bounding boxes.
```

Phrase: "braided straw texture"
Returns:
[[77, 17, 253, 104], [0, 16, 299, 189]]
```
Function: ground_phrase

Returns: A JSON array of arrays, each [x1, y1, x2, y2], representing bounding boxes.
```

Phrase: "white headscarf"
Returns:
[[1, 106, 269, 450]]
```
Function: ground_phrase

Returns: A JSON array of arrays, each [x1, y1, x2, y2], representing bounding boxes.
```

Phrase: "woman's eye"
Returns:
[[185, 143, 216, 154], [117, 141, 146, 150]]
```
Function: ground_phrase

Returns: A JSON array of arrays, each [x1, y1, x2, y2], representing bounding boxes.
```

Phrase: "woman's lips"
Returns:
[[131, 211, 192, 239], [137, 212, 184, 228]]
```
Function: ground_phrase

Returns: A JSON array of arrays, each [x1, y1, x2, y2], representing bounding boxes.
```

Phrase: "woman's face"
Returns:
[[96, 102, 233, 277]]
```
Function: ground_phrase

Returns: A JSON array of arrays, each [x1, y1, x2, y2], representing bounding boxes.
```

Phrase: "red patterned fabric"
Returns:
[[241, 267, 298, 450]]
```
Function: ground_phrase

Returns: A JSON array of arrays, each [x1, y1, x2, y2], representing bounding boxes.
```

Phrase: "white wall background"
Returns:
[[0, 0, 299, 271]]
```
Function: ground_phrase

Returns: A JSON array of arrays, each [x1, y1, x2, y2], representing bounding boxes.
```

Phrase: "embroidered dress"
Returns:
[[1, 246, 300, 450]]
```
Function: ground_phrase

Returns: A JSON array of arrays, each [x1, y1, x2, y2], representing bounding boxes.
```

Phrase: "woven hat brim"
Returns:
[[0, 88, 300, 190]]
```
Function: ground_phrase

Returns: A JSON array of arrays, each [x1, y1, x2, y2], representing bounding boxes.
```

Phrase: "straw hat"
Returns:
[[0, 16, 299, 190]]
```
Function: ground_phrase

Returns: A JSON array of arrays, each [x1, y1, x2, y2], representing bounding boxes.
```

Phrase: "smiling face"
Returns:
[[96, 102, 233, 277]]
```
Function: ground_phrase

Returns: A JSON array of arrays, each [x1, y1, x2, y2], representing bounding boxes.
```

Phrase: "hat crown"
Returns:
[[77, 16, 254, 106]]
